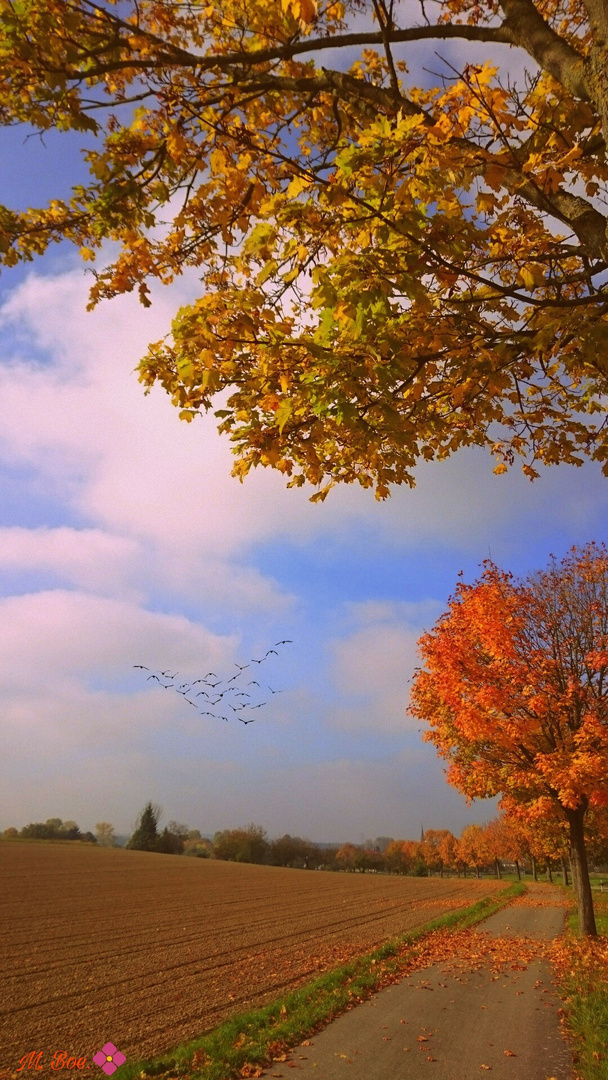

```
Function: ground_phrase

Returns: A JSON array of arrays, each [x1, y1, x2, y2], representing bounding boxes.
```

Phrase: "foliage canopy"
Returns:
[[2, 0, 608, 496]]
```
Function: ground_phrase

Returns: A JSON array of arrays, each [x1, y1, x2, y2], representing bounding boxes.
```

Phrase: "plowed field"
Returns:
[[0, 842, 506, 1069]]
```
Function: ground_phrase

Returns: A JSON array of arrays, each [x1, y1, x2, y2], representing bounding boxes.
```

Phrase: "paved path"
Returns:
[[266, 886, 571, 1080]]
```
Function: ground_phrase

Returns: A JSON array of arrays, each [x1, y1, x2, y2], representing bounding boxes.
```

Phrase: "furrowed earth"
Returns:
[[0, 842, 508, 1068]]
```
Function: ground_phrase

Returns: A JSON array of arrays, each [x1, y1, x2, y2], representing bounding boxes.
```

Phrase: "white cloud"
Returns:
[[329, 598, 443, 734], [0, 589, 235, 689], [1, 266, 606, 581], [0, 526, 140, 594]]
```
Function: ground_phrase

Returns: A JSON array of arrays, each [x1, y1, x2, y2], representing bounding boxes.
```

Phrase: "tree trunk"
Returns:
[[475, 865, 480, 879], [561, 856, 569, 887], [531, 854, 538, 882], [515, 859, 521, 881], [584, 0, 608, 174], [547, 862, 553, 884], [495, 858, 502, 879], [566, 805, 597, 937]]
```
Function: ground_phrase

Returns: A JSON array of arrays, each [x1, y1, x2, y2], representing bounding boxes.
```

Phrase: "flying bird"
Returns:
[[250, 649, 278, 662], [134, 640, 290, 724]]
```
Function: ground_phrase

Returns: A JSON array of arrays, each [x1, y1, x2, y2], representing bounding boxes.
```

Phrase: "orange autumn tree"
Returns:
[[2, 1, 608, 497], [409, 543, 608, 936], [458, 823, 487, 878], [501, 796, 571, 882]]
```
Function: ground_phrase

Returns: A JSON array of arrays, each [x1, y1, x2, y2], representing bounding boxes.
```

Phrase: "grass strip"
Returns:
[[553, 891, 608, 1080], [122, 881, 524, 1080]]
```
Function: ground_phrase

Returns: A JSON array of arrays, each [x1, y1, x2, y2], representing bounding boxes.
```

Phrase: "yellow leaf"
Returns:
[[517, 264, 545, 291], [287, 175, 311, 198], [281, 0, 318, 26], [199, 349, 215, 369]]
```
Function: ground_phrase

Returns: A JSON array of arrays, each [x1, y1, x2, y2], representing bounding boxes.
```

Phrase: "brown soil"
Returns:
[[0, 842, 506, 1070]]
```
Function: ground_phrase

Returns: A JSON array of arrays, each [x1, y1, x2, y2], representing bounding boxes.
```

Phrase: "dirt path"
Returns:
[[267, 885, 572, 1080]]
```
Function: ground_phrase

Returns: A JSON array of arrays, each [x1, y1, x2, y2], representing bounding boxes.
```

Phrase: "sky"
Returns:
[[1, 10, 607, 844]]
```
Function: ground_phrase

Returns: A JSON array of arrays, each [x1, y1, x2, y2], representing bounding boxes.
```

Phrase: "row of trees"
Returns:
[[2, 819, 97, 844], [410, 544, 608, 936], [119, 804, 608, 881]]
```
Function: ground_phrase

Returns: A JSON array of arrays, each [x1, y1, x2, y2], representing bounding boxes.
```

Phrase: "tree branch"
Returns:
[[499, 0, 589, 98]]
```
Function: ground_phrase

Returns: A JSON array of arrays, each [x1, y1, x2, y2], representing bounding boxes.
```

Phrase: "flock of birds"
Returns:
[[133, 640, 292, 725]]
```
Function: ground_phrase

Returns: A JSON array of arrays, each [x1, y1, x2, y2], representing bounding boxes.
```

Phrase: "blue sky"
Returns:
[[1, 25, 607, 844]]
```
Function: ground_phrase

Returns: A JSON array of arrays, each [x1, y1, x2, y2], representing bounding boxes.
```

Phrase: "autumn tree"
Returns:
[[437, 831, 459, 876], [2, 1, 608, 497], [421, 828, 453, 876], [335, 842, 361, 871], [459, 824, 487, 878], [183, 833, 214, 858], [488, 813, 528, 880], [410, 543, 608, 935], [95, 822, 116, 847], [501, 797, 571, 881], [213, 823, 269, 863]]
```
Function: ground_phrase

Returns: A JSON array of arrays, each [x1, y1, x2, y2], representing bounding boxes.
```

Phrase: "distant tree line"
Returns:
[[6, 806, 608, 883], [2, 818, 97, 843], [123, 807, 608, 882]]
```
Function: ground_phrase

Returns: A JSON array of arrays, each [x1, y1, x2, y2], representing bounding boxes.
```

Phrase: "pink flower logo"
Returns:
[[92, 1044, 126, 1076]]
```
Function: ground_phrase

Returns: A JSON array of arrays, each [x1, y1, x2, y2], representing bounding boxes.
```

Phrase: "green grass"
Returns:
[[554, 890, 608, 1080], [121, 882, 524, 1080]]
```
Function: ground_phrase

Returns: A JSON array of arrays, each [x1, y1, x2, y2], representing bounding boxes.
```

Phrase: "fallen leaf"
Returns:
[[504, 1050, 516, 1057], [480, 1066, 492, 1071], [427, 1056, 437, 1062]]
